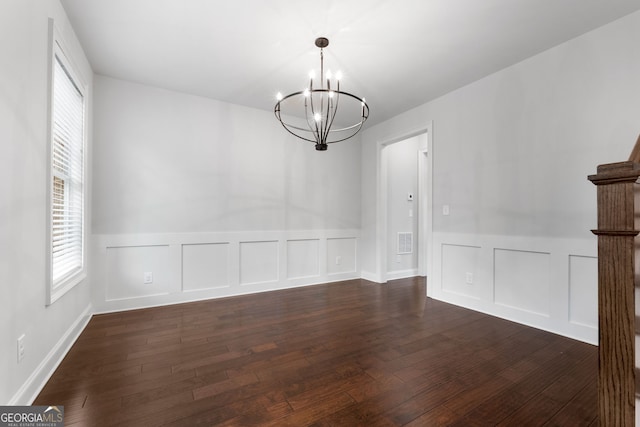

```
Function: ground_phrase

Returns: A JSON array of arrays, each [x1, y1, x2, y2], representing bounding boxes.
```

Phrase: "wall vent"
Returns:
[[397, 232, 413, 254]]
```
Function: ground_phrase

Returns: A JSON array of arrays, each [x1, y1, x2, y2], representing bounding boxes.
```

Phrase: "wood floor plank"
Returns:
[[543, 377, 599, 426], [495, 349, 598, 425], [34, 277, 597, 426]]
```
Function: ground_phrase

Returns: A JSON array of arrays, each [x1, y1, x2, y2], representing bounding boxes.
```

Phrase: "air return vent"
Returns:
[[397, 232, 413, 254]]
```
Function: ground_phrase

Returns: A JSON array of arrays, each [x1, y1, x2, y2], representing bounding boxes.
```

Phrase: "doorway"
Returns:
[[376, 123, 433, 296]]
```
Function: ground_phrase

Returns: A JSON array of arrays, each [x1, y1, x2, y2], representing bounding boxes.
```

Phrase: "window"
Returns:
[[47, 26, 86, 305]]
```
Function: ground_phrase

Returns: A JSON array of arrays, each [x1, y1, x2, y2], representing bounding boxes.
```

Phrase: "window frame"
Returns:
[[46, 21, 88, 305]]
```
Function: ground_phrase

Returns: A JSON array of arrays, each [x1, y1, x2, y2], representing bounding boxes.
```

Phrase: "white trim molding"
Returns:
[[91, 229, 361, 313], [10, 305, 93, 405]]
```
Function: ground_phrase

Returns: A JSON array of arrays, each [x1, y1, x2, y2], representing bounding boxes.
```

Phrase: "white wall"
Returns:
[[0, 0, 93, 404], [361, 10, 640, 344], [91, 76, 362, 312]]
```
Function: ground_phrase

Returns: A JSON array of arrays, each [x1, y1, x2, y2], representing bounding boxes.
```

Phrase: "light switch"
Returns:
[[443, 205, 450, 216]]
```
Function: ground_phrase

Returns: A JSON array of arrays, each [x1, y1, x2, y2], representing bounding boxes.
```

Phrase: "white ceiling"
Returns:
[[61, 0, 640, 127]]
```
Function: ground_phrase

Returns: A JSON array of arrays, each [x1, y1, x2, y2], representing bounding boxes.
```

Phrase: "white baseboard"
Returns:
[[430, 232, 598, 345], [385, 268, 419, 281], [360, 270, 384, 283], [9, 305, 93, 405]]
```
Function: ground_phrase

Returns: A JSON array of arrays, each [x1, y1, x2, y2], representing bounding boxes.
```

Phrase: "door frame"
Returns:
[[376, 121, 433, 295]]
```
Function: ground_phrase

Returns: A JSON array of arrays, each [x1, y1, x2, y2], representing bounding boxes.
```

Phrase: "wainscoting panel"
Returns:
[[430, 232, 597, 344], [106, 245, 171, 301], [494, 249, 551, 316], [92, 230, 360, 313], [568, 255, 598, 328], [441, 244, 482, 300], [239, 241, 279, 286], [182, 243, 230, 291], [327, 237, 357, 275], [286, 239, 320, 279]]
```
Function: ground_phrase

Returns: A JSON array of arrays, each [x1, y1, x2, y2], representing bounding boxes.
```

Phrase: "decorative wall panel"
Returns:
[[287, 239, 319, 279], [327, 237, 357, 275], [494, 248, 550, 316], [182, 243, 230, 291], [239, 240, 279, 285], [441, 244, 481, 299], [106, 245, 170, 300]]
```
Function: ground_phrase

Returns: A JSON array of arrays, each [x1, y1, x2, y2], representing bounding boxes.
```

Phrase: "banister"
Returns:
[[588, 136, 640, 426]]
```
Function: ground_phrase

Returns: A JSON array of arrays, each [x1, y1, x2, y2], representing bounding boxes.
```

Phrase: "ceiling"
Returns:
[[61, 0, 640, 127]]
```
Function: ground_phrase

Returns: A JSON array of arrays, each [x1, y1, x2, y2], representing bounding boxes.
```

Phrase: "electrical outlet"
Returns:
[[443, 205, 450, 216], [466, 272, 473, 284], [17, 334, 25, 363], [335, 256, 341, 265], [144, 272, 153, 284]]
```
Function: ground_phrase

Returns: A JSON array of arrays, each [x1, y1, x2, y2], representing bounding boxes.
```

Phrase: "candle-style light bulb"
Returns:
[[314, 112, 322, 122], [276, 92, 283, 101], [335, 71, 343, 81]]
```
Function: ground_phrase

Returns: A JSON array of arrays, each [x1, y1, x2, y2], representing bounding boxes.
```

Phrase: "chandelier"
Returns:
[[274, 37, 369, 151]]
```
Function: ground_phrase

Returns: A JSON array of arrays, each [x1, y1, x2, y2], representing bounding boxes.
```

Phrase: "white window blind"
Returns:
[[51, 51, 85, 290]]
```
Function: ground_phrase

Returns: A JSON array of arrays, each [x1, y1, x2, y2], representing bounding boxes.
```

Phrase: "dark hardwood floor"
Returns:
[[34, 277, 598, 426]]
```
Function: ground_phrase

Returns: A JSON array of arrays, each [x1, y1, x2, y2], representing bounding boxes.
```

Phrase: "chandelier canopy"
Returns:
[[274, 37, 369, 151]]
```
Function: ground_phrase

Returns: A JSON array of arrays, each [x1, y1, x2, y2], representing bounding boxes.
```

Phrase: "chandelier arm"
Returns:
[[303, 91, 320, 144], [328, 121, 367, 132], [319, 92, 327, 143], [322, 99, 330, 144], [323, 97, 369, 143], [307, 77, 319, 136], [275, 113, 322, 143], [325, 121, 366, 144], [320, 93, 335, 145], [307, 94, 323, 145], [275, 122, 310, 132], [275, 98, 321, 144], [324, 90, 340, 143], [322, 78, 331, 139], [324, 89, 368, 129], [329, 80, 341, 131]]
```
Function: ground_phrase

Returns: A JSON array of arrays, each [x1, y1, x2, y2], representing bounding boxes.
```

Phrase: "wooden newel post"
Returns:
[[589, 159, 640, 426]]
